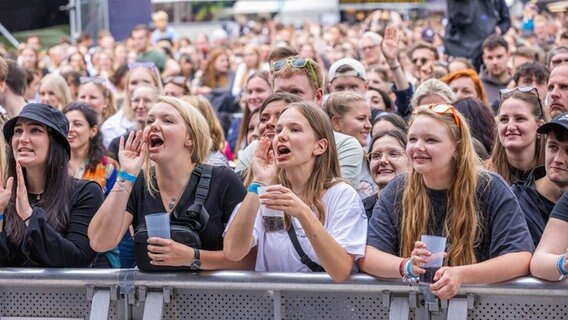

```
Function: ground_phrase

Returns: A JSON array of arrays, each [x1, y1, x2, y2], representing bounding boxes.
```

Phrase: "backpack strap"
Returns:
[[287, 222, 325, 272], [172, 164, 212, 233]]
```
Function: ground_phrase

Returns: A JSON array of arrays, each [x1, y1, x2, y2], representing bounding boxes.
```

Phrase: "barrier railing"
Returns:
[[0, 269, 566, 319]]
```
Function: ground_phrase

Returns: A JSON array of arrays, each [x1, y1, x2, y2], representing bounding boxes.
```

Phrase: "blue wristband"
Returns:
[[247, 183, 261, 194], [118, 171, 137, 184], [558, 256, 568, 276], [405, 259, 417, 278], [0, 213, 4, 222]]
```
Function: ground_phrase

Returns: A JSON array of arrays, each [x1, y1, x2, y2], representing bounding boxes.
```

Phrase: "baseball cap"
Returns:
[[3, 103, 70, 156], [537, 112, 568, 134], [328, 58, 367, 83]]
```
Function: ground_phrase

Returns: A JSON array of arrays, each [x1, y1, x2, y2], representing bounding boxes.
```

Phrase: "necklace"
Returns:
[[167, 196, 177, 210], [29, 192, 42, 201]]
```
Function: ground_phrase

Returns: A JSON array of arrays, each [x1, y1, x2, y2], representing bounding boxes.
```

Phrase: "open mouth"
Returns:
[[277, 145, 291, 156], [149, 135, 164, 148], [378, 169, 394, 175]]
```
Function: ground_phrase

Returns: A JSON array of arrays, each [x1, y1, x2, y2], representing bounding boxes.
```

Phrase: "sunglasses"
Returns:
[[415, 104, 461, 128], [80, 76, 106, 85], [499, 86, 543, 118], [163, 76, 187, 87], [272, 56, 320, 87], [128, 61, 156, 70]]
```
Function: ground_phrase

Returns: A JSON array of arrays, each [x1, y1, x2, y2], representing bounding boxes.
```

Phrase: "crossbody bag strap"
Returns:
[[171, 165, 210, 232], [287, 222, 325, 272]]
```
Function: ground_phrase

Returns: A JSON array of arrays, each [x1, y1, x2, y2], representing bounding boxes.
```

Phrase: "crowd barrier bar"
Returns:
[[0, 269, 566, 319]]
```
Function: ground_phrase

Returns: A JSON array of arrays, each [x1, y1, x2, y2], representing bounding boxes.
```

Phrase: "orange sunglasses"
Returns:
[[415, 104, 461, 128]]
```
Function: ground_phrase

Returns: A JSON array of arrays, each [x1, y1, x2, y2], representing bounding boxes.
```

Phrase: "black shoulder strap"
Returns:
[[171, 164, 212, 233], [287, 222, 325, 272]]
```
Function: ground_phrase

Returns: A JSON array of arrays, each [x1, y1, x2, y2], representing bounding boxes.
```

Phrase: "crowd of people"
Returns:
[[0, 2, 567, 300]]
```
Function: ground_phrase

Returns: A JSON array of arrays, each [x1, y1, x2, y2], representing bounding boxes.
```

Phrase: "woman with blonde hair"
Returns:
[[100, 62, 163, 147], [361, 103, 533, 300], [39, 73, 72, 110], [232, 44, 266, 98], [181, 95, 230, 167], [89, 96, 251, 270], [224, 102, 368, 282], [410, 79, 456, 108], [77, 77, 117, 124], [487, 88, 545, 184]]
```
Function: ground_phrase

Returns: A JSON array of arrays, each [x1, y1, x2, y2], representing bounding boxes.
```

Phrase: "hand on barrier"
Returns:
[[147, 237, 193, 267], [118, 130, 145, 178], [430, 266, 464, 300]]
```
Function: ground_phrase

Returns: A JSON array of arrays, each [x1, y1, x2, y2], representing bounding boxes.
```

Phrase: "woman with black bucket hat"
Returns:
[[0, 103, 104, 267]]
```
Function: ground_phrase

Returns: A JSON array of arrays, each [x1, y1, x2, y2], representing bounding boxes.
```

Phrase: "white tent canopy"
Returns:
[[232, 0, 337, 14]]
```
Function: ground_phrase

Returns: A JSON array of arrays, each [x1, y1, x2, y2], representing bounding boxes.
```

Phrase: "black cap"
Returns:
[[537, 112, 568, 134], [3, 103, 70, 156]]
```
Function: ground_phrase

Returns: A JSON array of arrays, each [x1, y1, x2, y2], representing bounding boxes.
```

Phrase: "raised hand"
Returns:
[[118, 130, 146, 176], [381, 25, 400, 64], [251, 137, 277, 185], [0, 177, 13, 213], [15, 162, 32, 221]]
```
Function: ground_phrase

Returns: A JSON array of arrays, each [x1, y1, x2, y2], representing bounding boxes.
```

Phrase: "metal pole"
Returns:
[[0, 23, 20, 48]]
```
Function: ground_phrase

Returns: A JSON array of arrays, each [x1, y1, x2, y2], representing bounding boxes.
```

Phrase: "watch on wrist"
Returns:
[[190, 248, 201, 270]]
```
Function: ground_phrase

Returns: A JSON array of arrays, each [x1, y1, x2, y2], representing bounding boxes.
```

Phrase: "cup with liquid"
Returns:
[[419, 235, 446, 283], [258, 185, 285, 232]]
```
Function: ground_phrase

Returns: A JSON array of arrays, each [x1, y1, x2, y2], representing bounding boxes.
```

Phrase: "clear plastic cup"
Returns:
[[420, 235, 446, 283], [258, 185, 285, 232], [145, 213, 171, 239]]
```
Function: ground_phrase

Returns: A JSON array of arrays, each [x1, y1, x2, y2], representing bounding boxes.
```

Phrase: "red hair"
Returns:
[[441, 69, 489, 105]]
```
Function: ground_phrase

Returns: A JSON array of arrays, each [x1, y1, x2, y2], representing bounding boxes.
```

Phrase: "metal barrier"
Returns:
[[0, 269, 566, 319]]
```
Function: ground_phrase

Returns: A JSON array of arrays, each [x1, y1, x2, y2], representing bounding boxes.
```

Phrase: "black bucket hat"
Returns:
[[3, 103, 70, 156]]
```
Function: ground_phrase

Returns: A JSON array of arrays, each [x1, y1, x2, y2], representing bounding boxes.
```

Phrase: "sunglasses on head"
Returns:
[[499, 86, 543, 117], [163, 76, 187, 87], [414, 104, 461, 128], [80, 76, 106, 85], [272, 56, 320, 87], [128, 61, 156, 70]]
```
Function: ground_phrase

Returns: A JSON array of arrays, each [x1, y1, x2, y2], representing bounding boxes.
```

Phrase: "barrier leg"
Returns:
[[447, 297, 470, 320], [389, 297, 410, 320], [89, 289, 111, 320], [273, 290, 282, 320], [142, 291, 165, 320]]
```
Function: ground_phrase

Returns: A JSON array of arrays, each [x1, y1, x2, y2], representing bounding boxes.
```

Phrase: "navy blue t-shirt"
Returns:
[[367, 171, 534, 262], [550, 191, 568, 223]]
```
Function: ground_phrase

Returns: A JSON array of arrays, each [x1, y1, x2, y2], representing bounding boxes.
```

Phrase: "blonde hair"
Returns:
[[486, 91, 545, 184], [79, 81, 117, 123], [325, 91, 366, 120], [143, 96, 212, 195], [401, 105, 483, 266], [123, 66, 163, 121], [180, 95, 225, 152], [40, 73, 73, 110], [411, 79, 456, 108], [277, 101, 340, 226]]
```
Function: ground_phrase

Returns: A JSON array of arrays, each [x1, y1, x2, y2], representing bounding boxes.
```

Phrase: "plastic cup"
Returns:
[[420, 235, 446, 284], [258, 185, 285, 232], [145, 213, 171, 239]]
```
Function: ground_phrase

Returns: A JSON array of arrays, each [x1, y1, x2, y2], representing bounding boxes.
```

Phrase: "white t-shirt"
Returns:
[[226, 182, 368, 273]]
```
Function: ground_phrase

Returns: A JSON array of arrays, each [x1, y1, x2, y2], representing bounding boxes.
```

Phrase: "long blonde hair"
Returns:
[[486, 90, 545, 184], [401, 105, 483, 266], [143, 96, 212, 196], [277, 102, 340, 226]]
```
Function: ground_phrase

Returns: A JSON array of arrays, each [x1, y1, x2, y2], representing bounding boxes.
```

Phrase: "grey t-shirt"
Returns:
[[367, 171, 534, 261]]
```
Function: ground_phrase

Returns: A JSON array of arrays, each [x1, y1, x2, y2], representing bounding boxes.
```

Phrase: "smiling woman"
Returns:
[[0, 103, 104, 267], [360, 104, 534, 300]]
